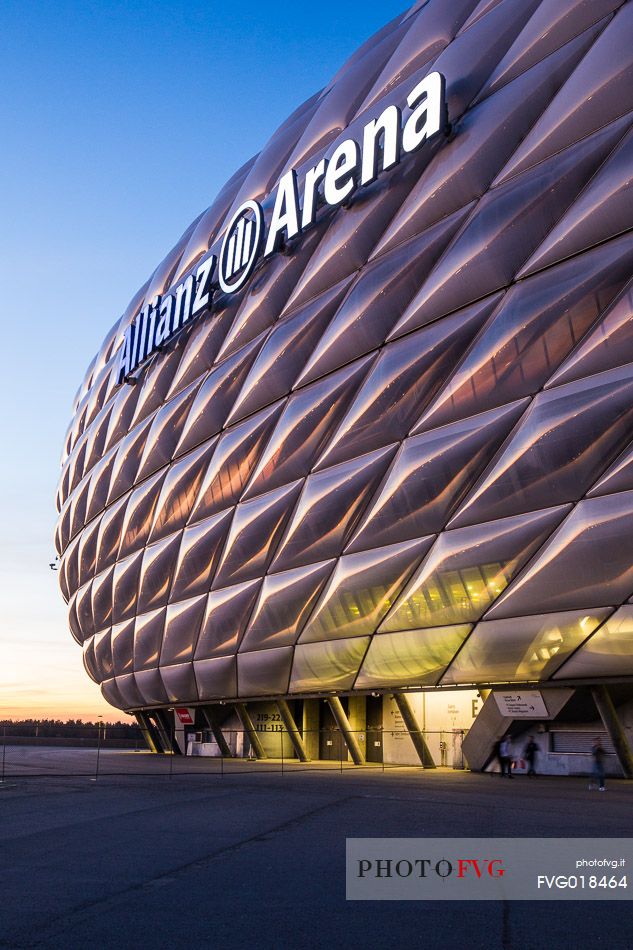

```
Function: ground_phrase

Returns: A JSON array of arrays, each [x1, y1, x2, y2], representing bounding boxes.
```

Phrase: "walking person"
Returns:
[[492, 736, 503, 775], [590, 738, 606, 791], [499, 734, 513, 778], [524, 735, 538, 776]]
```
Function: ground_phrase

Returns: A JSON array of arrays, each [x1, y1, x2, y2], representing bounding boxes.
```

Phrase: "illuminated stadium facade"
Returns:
[[55, 0, 633, 768]]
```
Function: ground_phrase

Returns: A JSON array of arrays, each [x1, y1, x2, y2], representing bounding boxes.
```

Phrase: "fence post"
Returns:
[[94, 720, 102, 782]]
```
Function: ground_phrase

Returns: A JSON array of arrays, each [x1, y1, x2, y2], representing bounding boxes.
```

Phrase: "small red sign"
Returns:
[[175, 708, 194, 725]]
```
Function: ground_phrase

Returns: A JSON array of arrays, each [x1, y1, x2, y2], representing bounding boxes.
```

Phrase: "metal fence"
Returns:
[[0, 724, 467, 781]]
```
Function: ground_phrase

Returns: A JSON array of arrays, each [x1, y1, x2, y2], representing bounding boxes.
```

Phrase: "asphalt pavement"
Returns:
[[1, 749, 632, 949]]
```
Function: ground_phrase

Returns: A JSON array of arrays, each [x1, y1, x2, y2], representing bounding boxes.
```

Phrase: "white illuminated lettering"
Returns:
[[361, 104, 401, 185], [402, 71, 446, 154], [155, 294, 174, 346], [192, 255, 215, 315], [117, 325, 135, 383], [118, 73, 449, 385], [135, 304, 151, 363], [144, 295, 160, 356], [265, 169, 301, 256], [173, 274, 194, 331], [301, 158, 327, 229], [131, 303, 149, 368], [323, 139, 360, 206]]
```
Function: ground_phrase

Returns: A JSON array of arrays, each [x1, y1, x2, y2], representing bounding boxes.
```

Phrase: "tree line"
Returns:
[[0, 718, 139, 738]]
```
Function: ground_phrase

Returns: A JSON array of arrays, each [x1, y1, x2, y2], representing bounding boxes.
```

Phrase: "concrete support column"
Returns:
[[135, 712, 159, 752], [347, 696, 367, 763], [235, 703, 267, 759], [201, 707, 232, 757], [303, 700, 320, 760], [393, 692, 435, 768], [328, 696, 365, 765], [172, 718, 188, 756], [592, 685, 633, 779], [276, 700, 309, 762], [153, 709, 180, 754]]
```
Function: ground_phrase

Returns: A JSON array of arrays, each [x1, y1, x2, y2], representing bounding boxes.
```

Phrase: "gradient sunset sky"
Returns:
[[0, 0, 406, 720]]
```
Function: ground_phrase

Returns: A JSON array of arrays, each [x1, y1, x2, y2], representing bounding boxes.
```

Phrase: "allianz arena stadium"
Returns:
[[55, 0, 633, 769]]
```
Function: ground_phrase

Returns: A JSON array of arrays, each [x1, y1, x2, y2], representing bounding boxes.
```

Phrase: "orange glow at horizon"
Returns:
[[0, 668, 129, 723], [1, 575, 131, 724]]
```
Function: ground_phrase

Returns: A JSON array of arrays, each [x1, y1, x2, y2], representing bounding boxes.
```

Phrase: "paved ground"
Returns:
[[1, 749, 632, 949]]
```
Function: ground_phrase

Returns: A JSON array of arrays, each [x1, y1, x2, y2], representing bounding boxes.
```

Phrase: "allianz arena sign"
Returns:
[[117, 72, 447, 385]]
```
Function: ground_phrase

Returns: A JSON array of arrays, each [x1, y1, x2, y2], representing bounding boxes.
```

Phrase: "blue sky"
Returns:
[[0, 0, 407, 719]]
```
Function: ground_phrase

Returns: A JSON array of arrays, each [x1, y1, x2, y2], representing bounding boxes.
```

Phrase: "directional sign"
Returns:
[[493, 691, 548, 718]]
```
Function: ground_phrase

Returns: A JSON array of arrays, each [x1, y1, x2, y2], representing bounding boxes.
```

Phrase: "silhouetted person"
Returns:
[[499, 734, 513, 778], [524, 736, 538, 776], [590, 738, 606, 791], [492, 737, 503, 775]]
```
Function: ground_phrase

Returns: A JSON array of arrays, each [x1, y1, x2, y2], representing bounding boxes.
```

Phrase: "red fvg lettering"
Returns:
[[457, 858, 505, 878]]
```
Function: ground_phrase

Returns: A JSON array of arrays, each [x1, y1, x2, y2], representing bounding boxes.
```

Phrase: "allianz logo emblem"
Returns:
[[219, 199, 265, 293]]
